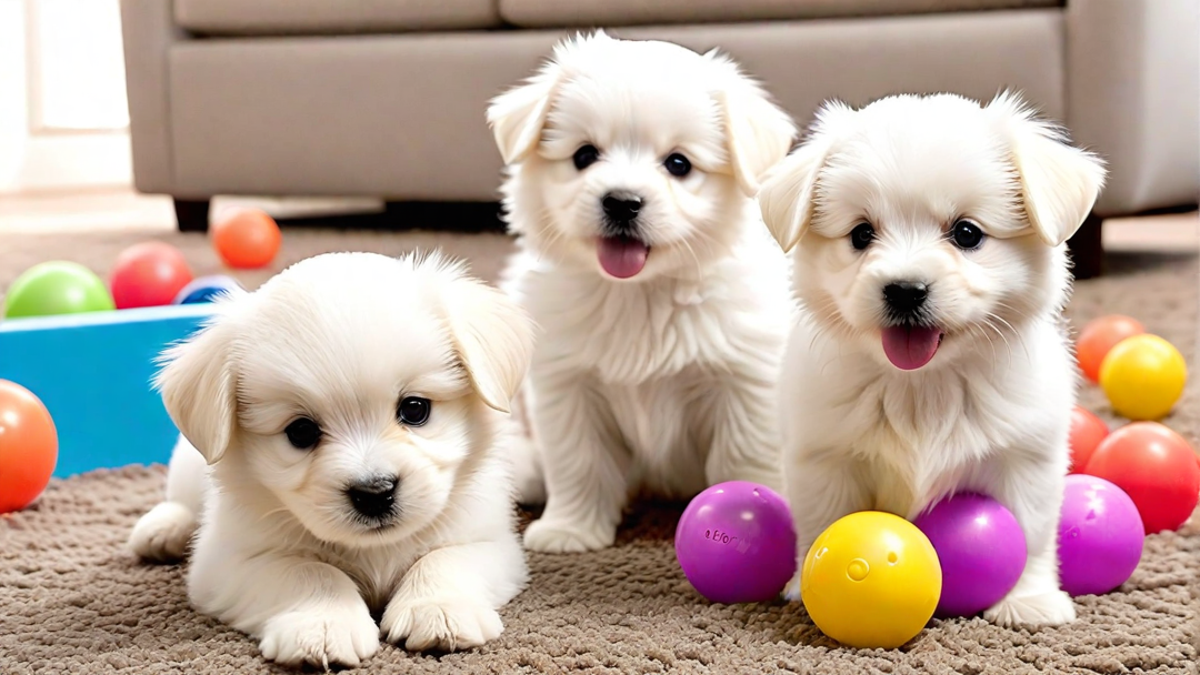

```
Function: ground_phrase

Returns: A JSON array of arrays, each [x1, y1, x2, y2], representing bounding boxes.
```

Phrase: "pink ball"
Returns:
[[1058, 474, 1144, 597], [674, 482, 796, 604]]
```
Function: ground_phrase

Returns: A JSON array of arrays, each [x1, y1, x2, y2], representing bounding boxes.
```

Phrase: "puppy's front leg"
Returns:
[[382, 538, 527, 652], [782, 453, 871, 601], [128, 435, 205, 562], [190, 553, 379, 668], [983, 456, 1075, 627], [704, 380, 786, 493], [523, 373, 630, 553]]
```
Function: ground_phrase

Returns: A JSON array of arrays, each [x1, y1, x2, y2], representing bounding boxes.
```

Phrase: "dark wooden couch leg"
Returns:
[[1068, 211, 1104, 280], [173, 198, 211, 233]]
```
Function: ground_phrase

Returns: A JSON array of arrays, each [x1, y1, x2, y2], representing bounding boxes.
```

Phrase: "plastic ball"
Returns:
[[674, 481, 797, 604], [211, 208, 281, 269], [172, 275, 244, 305], [912, 493, 1026, 618], [1069, 406, 1110, 474], [801, 511, 941, 649], [3, 261, 114, 318], [1057, 474, 1144, 596], [1084, 422, 1199, 533], [1099, 334, 1187, 421], [0, 380, 58, 513], [1076, 315, 1145, 384], [110, 242, 194, 309]]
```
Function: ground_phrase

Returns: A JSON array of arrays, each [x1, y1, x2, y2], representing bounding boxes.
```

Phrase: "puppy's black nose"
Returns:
[[346, 477, 398, 520], [883, 281, 929, 315], [601, 192, 643, 223]]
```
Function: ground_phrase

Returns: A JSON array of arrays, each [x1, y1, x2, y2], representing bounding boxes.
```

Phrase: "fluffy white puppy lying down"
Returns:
[[486, 31, 799, 553], [127, 251, 535, 668], [759, 92, 1106, 626]]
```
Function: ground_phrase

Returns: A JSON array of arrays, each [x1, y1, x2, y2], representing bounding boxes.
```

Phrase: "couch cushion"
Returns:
[[499, 0, 1061, 29], [175, 0, 501, 36]]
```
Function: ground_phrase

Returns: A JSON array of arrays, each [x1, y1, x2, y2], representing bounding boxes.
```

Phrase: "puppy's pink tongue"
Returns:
[[598, 236, 649, 279], [882, 326, 943, 371]]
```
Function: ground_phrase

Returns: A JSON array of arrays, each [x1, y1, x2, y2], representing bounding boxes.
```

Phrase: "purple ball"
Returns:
[[674, 481, 796, 604], [1058, 474, 1144, 597], [913, 493, 1027, 618]]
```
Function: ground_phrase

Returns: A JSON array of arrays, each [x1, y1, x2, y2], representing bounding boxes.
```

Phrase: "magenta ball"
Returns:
[[1058, 474, 1144, 597], [913, 492, 1026, 618], [674, 481, 796, 604]]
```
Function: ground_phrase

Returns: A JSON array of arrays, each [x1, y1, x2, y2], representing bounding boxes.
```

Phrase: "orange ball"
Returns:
[[1068, 405, 1109, 474], [1076, 315, 1145, 384], [211, 208, 281, 269], [0, 380, 58, 513], [1084, 422, 1199, 534]]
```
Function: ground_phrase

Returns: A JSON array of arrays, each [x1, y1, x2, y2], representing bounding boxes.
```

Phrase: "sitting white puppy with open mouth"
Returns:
[[127, 251, 534, 668], [486, 31, 798, 553], [759, 92, 1105, 626]]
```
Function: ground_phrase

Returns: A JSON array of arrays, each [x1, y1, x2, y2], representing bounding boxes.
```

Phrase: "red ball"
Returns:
[[1083, 422, 1200, 534], [1068, 406, 1109, 474], [110, 242, 193, 309]]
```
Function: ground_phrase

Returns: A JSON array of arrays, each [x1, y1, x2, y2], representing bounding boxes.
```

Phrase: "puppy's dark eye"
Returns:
[[850, 222, 875, 251], [663, 153, 692, 178], [397, 396, 431, 426], [572, 144, 600, 171], [951, 219, 985, 250], [284, 418, 322, 450]]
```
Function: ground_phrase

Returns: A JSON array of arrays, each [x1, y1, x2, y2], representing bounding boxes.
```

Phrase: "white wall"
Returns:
[[0, 0, 133, 195]]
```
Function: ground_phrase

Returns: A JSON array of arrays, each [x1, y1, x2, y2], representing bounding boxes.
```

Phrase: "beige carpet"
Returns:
[[1, 225, 1198, 674]]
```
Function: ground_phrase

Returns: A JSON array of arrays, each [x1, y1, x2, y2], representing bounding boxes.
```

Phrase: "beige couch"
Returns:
[[120, 0, 1199, 276]]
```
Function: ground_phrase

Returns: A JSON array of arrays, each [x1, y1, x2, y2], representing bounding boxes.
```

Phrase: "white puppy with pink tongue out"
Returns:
[[486, 31, 798, 553], [759, 92, 1106, 627]]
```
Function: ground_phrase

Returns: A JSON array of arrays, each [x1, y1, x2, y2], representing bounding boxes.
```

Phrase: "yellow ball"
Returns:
[[801, 511, 941, 649], [1099, 334, 1187, 421]]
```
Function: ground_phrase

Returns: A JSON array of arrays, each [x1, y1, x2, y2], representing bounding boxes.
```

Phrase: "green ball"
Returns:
[[4, 261, 115, 319]]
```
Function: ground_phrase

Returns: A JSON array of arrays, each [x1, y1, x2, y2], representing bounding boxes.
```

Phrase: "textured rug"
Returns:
[[0, 225, 1197, 674]]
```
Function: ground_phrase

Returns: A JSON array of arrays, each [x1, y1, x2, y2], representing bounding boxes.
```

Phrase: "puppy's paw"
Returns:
[[782, 571, 803, 603], [984, 589, 1076, 627], [259, 603, 379, 668], [382, 596, 503, 652], [128, 502, 196, 562], [523, 518, 614, 553]]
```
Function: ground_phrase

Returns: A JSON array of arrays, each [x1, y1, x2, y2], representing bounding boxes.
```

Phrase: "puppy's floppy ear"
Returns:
[[757, 101, 852, 253], [706, 52, 798, 197], [487, 31, 605, 165], [440, 269, 536, 414], [989, 91, 1107, 246], [153, 304, 243, 465], [486, 65, 560, 165]]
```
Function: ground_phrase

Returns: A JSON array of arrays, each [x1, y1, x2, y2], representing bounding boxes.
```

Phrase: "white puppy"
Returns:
[[486, 31, 798, 553], [758, 92, 1106, 626], [127, 251, 534, 668]]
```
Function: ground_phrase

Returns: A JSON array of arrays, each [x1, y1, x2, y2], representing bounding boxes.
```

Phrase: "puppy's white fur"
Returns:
[[127, 252, 535, 668], [487, 31, 798, 553], [759, 92, 1105, 627]]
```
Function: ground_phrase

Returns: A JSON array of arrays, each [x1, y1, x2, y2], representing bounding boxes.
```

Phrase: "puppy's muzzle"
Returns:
[[601, 191, 643, 235], [883, 280, 930, 323], [345, 476, 399, 520]]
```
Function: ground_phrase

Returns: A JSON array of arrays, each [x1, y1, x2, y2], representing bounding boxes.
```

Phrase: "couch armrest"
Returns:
[[1066, 0, 1199, 217], [120, 0, 187, 195]]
